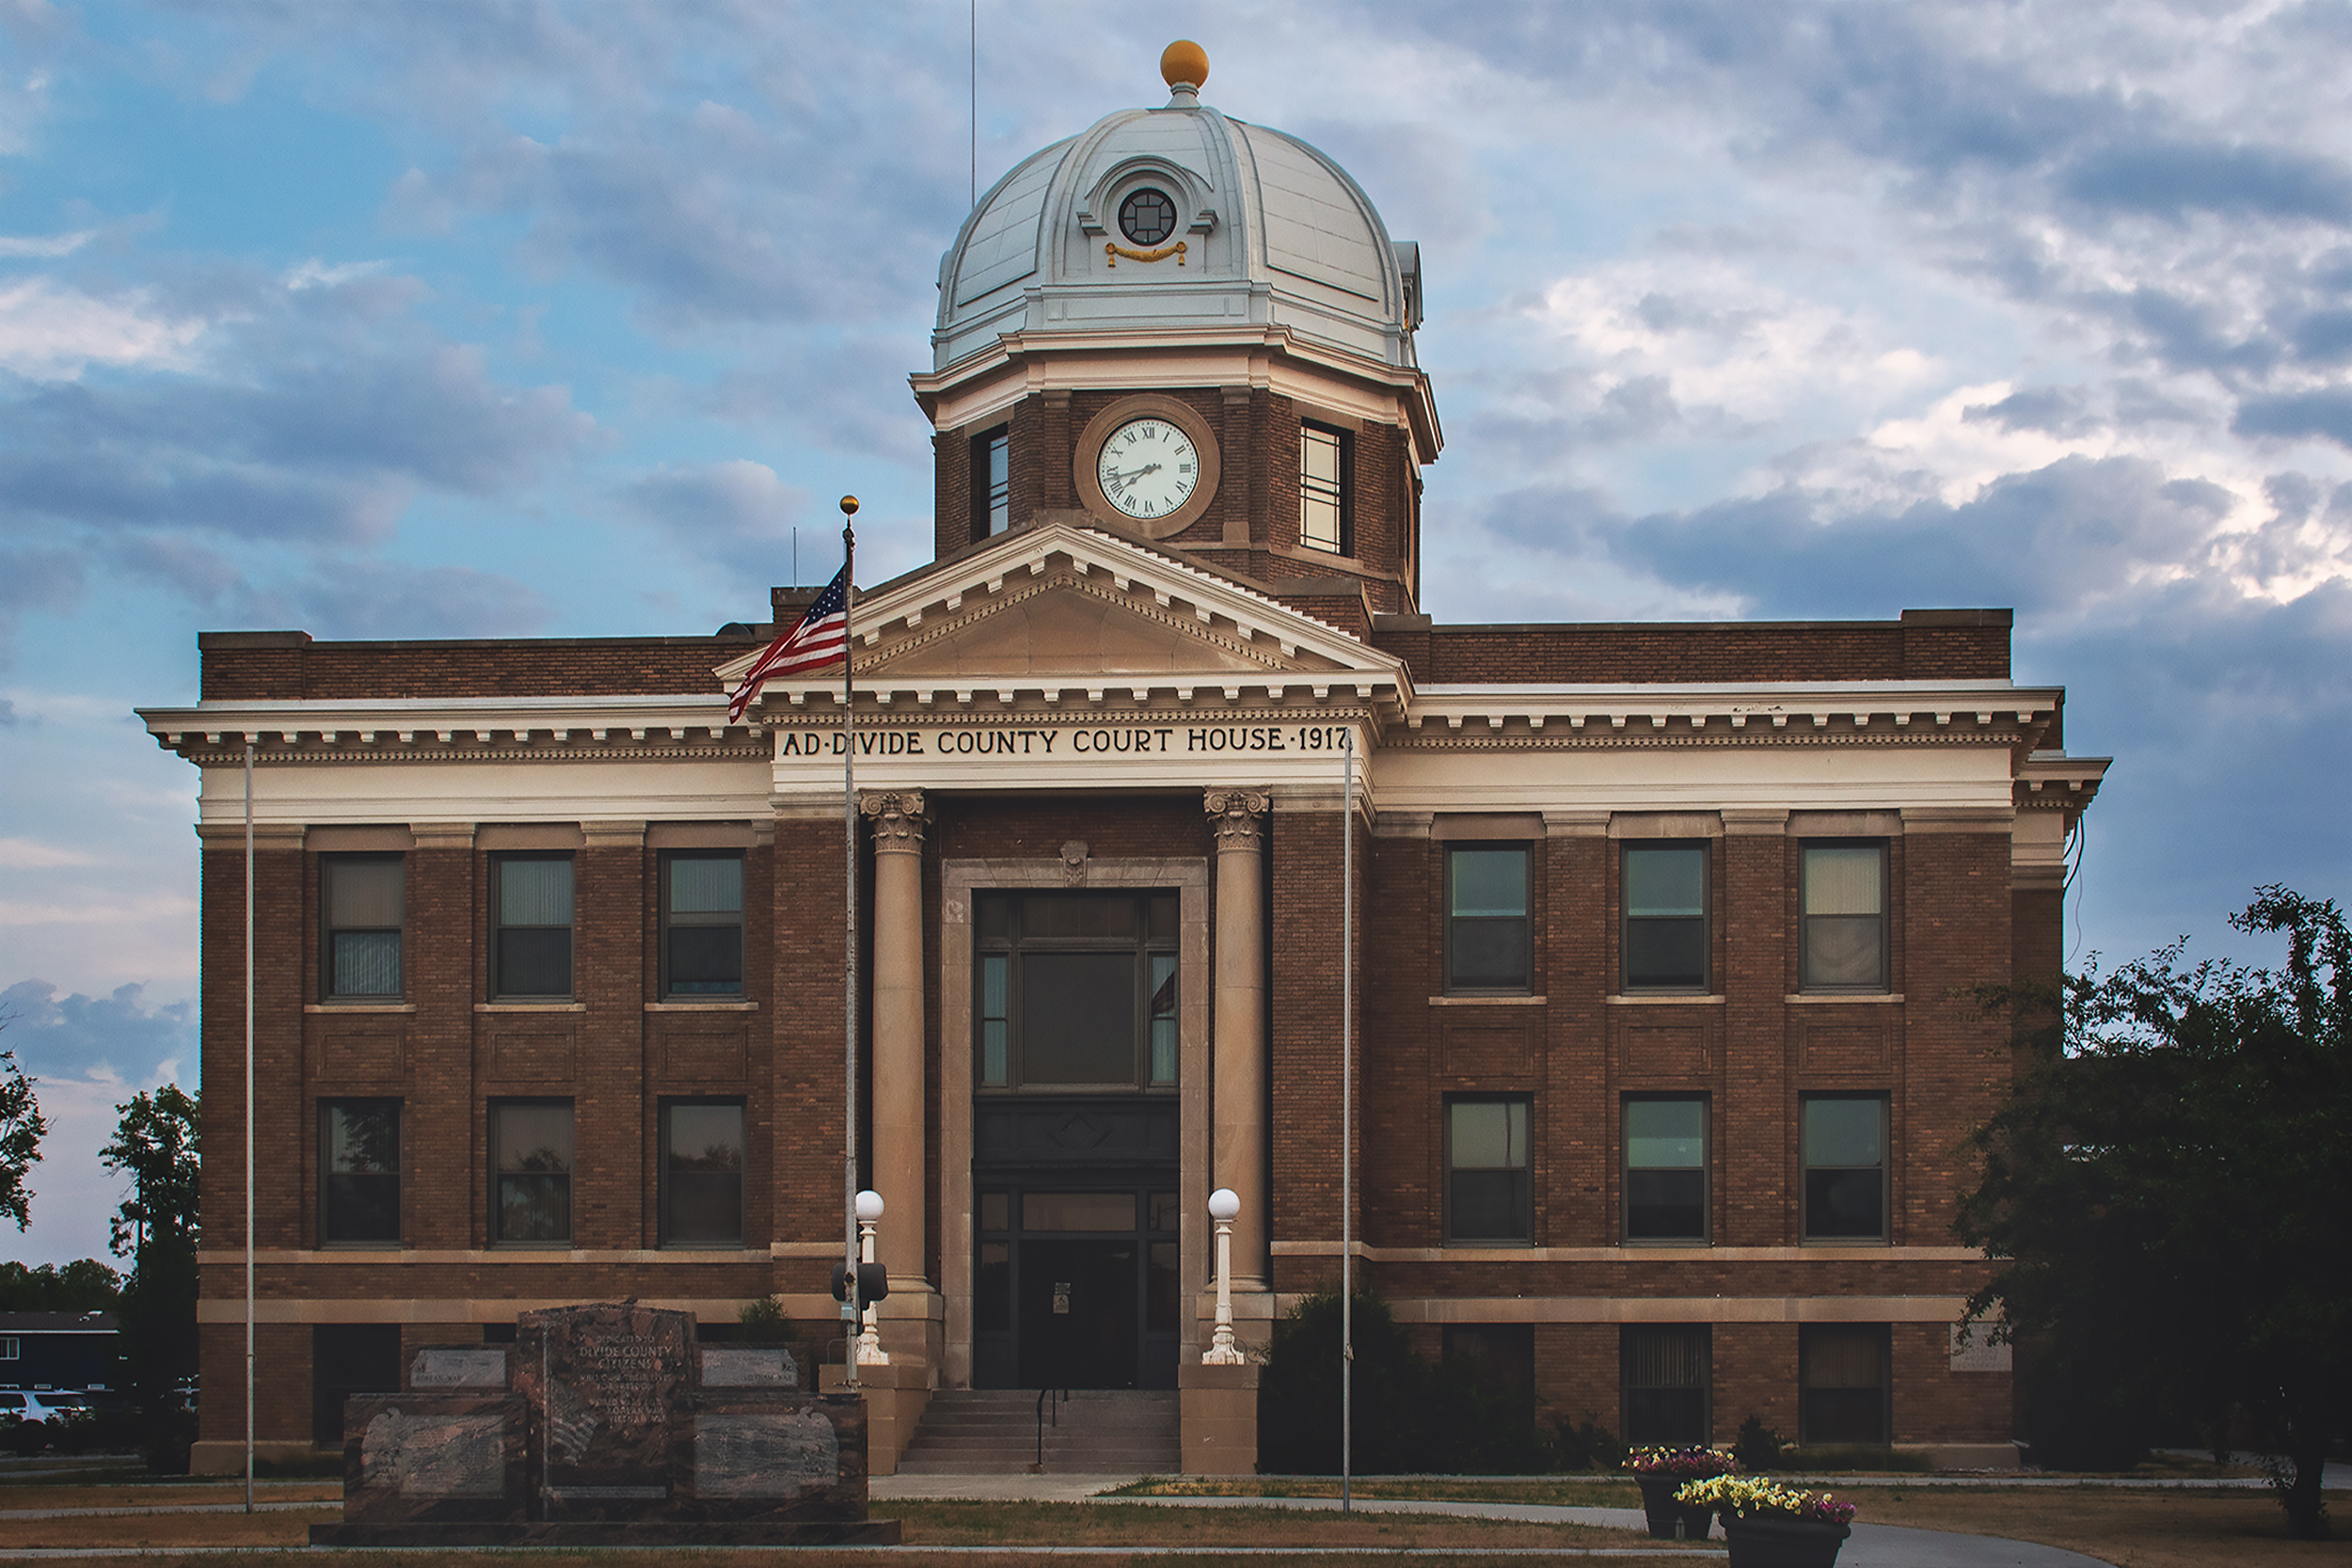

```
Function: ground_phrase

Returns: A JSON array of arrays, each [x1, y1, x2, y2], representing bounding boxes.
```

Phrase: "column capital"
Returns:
[[1203, 787, 1270, 846], [858, 789, 928, 847]]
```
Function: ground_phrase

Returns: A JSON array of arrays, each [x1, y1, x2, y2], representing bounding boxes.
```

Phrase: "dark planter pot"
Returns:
[[1634, 1475, 1716, 1541], [1722, 1511, 1851, 1568]]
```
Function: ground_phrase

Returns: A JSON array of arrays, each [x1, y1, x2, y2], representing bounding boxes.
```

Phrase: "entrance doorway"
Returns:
[[976, 1183, 1178, 1388], [968, 890, 1184, 1390]]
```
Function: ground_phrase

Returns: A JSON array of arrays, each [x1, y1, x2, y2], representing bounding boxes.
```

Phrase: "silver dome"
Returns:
[[934, 85, 1423, 373]]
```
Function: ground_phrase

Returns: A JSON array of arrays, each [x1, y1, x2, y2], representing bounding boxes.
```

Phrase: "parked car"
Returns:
[[0, 1389, 61, 1423]]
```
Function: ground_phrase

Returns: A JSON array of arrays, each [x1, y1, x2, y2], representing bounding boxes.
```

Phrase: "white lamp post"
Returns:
[[854, 1189, 889, 1367], [1203, 1186, 1245, 1365]]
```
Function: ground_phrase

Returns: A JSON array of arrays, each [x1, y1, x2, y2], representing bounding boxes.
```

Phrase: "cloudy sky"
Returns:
[[3, 0, 2348, 1265]]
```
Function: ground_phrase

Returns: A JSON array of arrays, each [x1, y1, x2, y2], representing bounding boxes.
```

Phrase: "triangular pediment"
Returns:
[[716, 522, 1405, 704]]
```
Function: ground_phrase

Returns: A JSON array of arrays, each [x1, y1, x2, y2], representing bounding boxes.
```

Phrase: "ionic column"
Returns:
[[1204, 787, 1270, 1293], [860, 789, 929, 1301]]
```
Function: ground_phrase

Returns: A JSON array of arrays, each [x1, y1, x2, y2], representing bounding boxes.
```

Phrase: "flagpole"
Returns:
[[840, 496, 861, 1391], [1340, 723, 1353, 1511], [244, 738, 255, 1514]]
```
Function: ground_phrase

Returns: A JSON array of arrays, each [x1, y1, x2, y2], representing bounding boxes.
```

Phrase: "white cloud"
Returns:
[[0, 228, 94, 258], [0, 836, 90, 867], [0, 277, 205, 379]]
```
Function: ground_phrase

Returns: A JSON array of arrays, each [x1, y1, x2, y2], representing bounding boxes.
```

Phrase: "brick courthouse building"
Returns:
[[144, 46, 2105, 1473]]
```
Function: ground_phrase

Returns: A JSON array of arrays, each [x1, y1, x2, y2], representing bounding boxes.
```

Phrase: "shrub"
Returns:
[[1553, 1415, 1625, 1471], [1734, 1415, 1785, 1472], [737, 1295, 798, 1340], [1256, 1288, 1560, 1474]]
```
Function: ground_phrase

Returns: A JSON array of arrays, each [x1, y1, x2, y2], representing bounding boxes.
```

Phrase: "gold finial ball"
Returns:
[[1160, 40, 1209, 90], [839, 495, 859, 516]]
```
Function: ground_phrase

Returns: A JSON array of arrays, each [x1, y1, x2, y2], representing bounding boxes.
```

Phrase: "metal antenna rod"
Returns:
[[970, 0, 977, 206]]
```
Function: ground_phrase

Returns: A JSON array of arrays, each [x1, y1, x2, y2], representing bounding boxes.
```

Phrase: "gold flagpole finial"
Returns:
[[839, 495, 859, 516]]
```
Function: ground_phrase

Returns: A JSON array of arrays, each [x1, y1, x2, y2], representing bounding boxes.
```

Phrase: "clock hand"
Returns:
[[1104, 463, 1164, 483]]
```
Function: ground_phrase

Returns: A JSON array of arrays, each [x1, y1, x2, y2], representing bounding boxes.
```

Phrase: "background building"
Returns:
[[143, 45, 2104, 1474]]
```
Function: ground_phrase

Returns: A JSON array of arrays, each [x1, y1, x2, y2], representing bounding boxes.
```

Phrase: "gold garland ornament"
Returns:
[[1105, 239, 1186, 267]]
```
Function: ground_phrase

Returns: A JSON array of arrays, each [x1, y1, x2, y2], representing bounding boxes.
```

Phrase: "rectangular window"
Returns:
[[492, 1100, 572, 1244], [1800, 1324, 1889, 1445], [323, 855, 403, 999], [661, 852, 744, 996], [1446, 1096, 1531, 1243], [1624, 1097, 1708, 1242], [1446, 847, 1531, 991], [1802, 1095, 1888, 1241], [1148, 951, 1178, 1085], [1623, 844, 1707, 990], [973, 424, 1009, 540], [973, 891, 1179, 1092], [491, 854, 573, 999], [1623, 1325, 1710, 1446], [319, 1100, 400, 1244], [661, 1100, 745, 1246], [1802, 842, 1887, 990], [0, 1338, 15, 1359], [1299, 422, 1347, 553]]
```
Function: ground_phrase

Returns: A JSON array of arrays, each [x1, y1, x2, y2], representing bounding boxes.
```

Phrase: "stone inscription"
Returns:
[[701, 1347, 801, 1388], [777, 723, 1354, 760], [692, 1410, 840, 1498], [362, 1407, 509, 1497], [412, 1348, 509, 1388]]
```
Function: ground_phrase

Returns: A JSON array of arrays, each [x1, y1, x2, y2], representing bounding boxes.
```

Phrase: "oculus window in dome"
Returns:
[[1119, 188, 1177, 246]]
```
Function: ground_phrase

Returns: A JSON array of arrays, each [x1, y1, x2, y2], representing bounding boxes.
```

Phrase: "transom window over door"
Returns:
[[975, 892, 1179, 1091]]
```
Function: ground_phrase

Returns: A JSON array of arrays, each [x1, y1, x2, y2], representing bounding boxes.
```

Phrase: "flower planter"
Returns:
[[1721, 1511, 1851, 1568], [1634, 1475, 1715, 1541]]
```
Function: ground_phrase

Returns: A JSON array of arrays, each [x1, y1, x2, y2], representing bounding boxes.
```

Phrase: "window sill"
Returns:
[[644, 1000, 758, 1012], [315, 1241, 405, 1251], [1441, 1238, 1535, 1248], [306, 1003, 415, 1014], [475, 1001, 588, 1012], [660, 1242, 748, 1252], [1787, 992, 1902, 1004], [1427, 993, 1547, 1006], [1621, 1237, 1713, 1247], [1606, 993, 1724, 1006], [1800, 1236, 1890, 1247], [488, 1242, 574, 1251]]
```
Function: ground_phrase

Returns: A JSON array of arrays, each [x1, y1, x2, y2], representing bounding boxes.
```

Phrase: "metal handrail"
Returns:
[[1031, 1386, 1067, 1472]]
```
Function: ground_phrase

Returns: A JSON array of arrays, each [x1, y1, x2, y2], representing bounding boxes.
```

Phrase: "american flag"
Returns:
[[726, 564, 850, 722]]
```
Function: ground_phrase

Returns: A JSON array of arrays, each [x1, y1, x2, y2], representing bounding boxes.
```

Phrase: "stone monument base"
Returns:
[[310, 1519, 901, 1547]]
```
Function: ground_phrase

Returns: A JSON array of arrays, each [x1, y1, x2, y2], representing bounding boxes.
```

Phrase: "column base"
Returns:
[[820, 1359, 934, 1477], [1178, 1361, 1260, 1475]]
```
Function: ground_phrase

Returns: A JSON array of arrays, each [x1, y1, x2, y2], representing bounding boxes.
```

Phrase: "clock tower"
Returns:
[[913, 41, 1440, 629]]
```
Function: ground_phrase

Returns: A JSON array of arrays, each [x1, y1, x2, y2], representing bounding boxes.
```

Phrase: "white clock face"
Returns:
[[1095, 418, 1200, 522]]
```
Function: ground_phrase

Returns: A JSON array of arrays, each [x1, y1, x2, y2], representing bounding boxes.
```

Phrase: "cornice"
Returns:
[[910, 321, 1442, 457]]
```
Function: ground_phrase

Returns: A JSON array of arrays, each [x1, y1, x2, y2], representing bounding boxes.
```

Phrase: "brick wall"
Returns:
[[1372, 610, 2012, 685], [199, 633, 753, 701]]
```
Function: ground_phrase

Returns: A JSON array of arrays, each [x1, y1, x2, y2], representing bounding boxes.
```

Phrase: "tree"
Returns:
[[100, 1085, 201, 1472], [0, 1259, 122, 1312], [0, 1039, 47, 1231], [1958, 887, 2351, 1539]]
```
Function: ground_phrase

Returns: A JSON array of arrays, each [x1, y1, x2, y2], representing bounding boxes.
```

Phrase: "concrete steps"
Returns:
[[894, 1389, 1180, 1475]]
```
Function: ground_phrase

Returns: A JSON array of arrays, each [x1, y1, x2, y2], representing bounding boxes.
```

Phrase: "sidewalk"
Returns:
[[869, 1476, 2114, 1567]]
